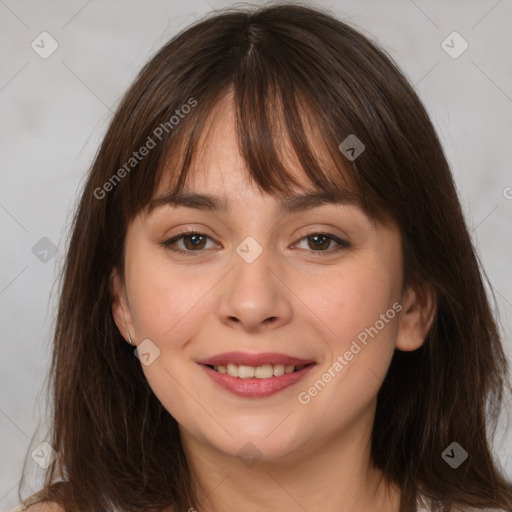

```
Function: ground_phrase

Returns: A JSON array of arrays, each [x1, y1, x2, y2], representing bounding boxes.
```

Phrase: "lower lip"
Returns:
[[200, 364, 315, 397]]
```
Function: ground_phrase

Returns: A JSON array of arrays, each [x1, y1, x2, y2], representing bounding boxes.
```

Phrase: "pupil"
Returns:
[[310, 235, 328, 250], [183, 235, 330, 251], [186, 234, 204, 249]]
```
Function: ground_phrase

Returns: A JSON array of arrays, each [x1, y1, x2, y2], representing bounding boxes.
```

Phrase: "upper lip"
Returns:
[[197, 352, 315, 367]]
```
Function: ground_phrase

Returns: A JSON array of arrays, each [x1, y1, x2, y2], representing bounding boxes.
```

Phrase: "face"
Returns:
[[111, 94, 434, 466]]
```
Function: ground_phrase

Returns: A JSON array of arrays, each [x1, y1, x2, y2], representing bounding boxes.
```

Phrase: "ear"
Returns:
[[109, 267, 134, 343], [395, 279, 437, 351]]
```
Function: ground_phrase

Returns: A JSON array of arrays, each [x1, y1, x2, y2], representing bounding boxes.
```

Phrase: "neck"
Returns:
[[180, 406, 400, 512]]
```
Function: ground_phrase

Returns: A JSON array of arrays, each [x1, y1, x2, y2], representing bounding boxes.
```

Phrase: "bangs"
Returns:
[[121, 81, 378, 227]]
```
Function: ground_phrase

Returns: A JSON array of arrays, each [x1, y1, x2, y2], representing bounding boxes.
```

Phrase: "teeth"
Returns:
[[255, 364, 273, 378], [273, 364, 285, 376], [213, 363, 307, 379], [238, 365, 255, 378], [226, 363, 239, 377]]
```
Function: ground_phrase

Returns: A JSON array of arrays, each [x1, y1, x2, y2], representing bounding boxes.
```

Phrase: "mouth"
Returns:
[[198, 352, 316, 397], [206, 363, 311, 378]]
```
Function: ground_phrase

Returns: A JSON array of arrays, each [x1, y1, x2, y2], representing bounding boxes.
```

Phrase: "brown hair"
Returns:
[[18, 2, 512, 511]]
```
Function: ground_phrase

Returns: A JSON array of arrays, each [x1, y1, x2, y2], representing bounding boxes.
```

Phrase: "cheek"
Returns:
[[322, 263, 400, 346], [309, 253, 401, 405], [125, 249, 208, 342]]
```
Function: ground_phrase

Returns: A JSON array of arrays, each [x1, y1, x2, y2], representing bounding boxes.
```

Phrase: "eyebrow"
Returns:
[[146, 190, 364, 215]]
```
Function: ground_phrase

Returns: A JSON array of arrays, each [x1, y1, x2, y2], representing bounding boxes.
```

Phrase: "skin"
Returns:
[[111, 93, 436, 512]]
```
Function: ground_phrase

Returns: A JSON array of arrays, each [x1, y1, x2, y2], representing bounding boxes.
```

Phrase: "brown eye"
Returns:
[[307, 234, 330, 251], [295, 232, 350, 254], [161, 231, 215, 255], [182, 233, 207, 250], [160, 231, 349, 257]]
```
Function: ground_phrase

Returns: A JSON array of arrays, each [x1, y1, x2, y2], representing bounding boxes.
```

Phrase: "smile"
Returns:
[[198, 352, 316, 397], [210, 363, 307, 378]]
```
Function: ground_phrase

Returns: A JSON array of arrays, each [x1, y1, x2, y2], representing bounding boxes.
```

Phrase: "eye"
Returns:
[[294, 231, 350, 254], [160, 230, 350, 256], [160, 231, 217, 255]]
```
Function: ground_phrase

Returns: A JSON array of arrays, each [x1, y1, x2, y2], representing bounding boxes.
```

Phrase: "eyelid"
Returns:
[[160, 228, 350, 256], [160, 229, 218, 255], [293, 229, 350, 254]]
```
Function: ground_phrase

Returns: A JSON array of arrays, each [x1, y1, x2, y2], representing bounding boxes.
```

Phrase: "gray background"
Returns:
[[1, 0, 511, 510]]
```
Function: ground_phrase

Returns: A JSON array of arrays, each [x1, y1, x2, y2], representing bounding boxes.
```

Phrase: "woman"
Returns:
[[16, 3, 512, 511]]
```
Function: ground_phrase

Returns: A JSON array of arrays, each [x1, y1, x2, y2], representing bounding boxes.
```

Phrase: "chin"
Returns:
[[201, 418, 309, 463]]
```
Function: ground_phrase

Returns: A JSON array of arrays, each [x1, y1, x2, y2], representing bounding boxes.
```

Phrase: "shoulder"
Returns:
[[449, 507, 508, 512], [455, 507, 509, 512], [417, 495, 507, 512], [23, 502, 65, 512], [20, 502, 175, 512], [450, 507, 507, 512]]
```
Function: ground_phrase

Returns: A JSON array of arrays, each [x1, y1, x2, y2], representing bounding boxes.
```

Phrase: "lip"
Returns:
[[197, 351, 314, 367], [198, 352, 316, 398]]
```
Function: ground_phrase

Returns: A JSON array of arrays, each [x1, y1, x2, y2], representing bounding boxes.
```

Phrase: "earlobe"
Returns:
[[109, 268, 133, 342], [395, 281, 437, 352]]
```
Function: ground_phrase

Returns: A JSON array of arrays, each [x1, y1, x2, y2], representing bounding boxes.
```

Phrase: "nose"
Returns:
[[215, 241, 293, 333]]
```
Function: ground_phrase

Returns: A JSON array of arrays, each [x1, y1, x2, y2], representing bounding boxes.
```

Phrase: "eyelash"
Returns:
[[160, 230, 350, 256]]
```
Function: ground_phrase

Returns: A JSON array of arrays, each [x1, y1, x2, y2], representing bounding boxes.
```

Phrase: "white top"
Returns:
[[417, 495, 505, 512]]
